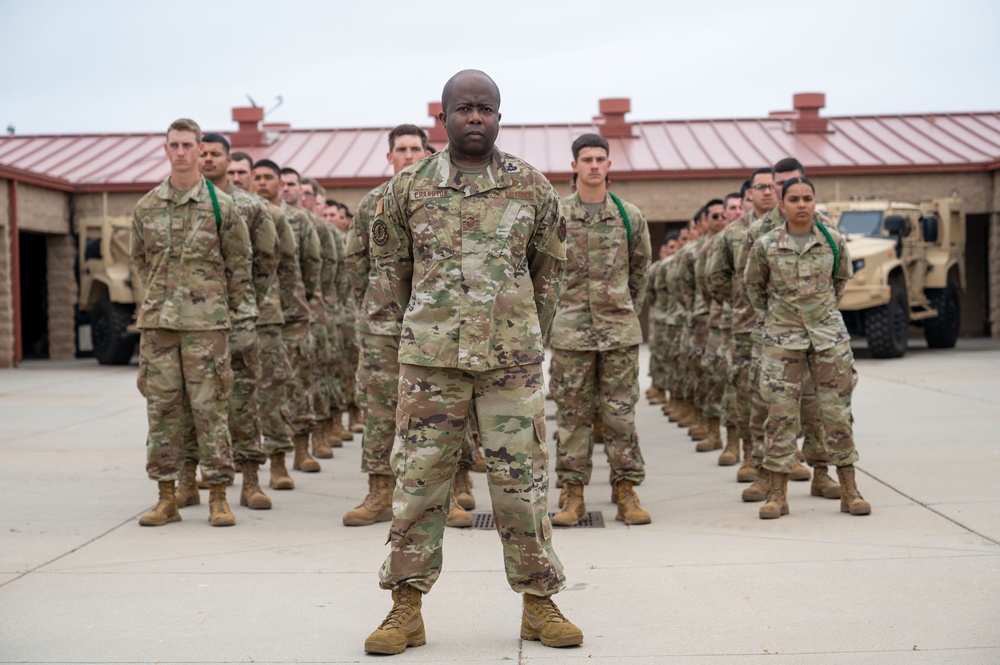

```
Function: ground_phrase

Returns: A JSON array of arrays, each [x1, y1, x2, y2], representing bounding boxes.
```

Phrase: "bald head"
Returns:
[[441, 69, 500, 113]]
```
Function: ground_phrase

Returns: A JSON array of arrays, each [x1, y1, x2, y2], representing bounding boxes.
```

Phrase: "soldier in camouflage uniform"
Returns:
[[170, 136, 274, 512], [693, 199, 729, 454], [364, 70, 582, 656], [645, 240, 673, 405], [744, 176, 870, 519], [342, 124, 428, 527], [675, 212, 711, 440], [740, 158, 839, 502], [130, 119, 252, 527], [549, 133, 652, 527], [659, 229, 690, 420], [278, 168, 324, 474]]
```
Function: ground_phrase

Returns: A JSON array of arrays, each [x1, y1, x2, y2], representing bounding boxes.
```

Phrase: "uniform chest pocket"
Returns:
[[489, 200, 533, 268], [772, 253, 800, 291], [142, 206, 172, 258]]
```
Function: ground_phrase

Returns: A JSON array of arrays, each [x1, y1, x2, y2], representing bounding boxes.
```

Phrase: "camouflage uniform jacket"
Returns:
[[662, 252, 684, 327], [268, 202, 311, 324], [676, 237, 706, 327], [646, 258, 665, 325], [225, 182, 281, 326], [706, 209, 758, 335], [744, 218, 853, 352], [696, 233, 723, 328], [550, 192, 650, 350], [344, 182, 404, 336], [130, 176, 252, 331], [281, 202, 322, 321], [331, 225, 356, 324], [371, 147, 566, 371], [312, 213, 338, 327]]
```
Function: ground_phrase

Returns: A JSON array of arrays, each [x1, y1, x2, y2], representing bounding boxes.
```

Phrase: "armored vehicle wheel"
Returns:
[[92, 297, 136, 365], [923, 276, 960, 349], [864, 282, 908, 358]]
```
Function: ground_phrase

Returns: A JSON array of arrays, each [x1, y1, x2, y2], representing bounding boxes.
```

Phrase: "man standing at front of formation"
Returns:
[[130, 118, 252, 527], [365, 70, 582, 655], [550, 133, 652, 526]]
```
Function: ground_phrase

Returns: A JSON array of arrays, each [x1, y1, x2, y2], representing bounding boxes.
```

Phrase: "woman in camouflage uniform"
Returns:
[[744, 178, 871, 520]]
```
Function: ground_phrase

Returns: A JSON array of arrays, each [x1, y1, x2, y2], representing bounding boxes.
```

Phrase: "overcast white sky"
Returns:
[[2, 0, 998, 136]]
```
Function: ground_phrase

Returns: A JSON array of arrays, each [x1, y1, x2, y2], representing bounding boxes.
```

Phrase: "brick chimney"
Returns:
[[230, 106, 265, 147], [428, 102, 447, 145], [596, 98, 634, 138], [792, 93, 829, 133]]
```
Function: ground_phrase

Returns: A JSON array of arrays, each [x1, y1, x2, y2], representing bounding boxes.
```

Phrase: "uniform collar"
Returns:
[[434, 146, 513, 196], [156, 175, 208, 205]]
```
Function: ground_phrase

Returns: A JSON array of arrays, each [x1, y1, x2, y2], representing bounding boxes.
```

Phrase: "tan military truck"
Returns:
[[77, 213, 142, 364], [823, 198, 965, 358]]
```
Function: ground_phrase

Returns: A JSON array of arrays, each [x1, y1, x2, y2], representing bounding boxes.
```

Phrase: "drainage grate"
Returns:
[[470, 511, 605, 529]]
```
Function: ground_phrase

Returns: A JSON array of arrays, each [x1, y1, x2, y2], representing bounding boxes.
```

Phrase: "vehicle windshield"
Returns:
[[838, 210, 884, 236]]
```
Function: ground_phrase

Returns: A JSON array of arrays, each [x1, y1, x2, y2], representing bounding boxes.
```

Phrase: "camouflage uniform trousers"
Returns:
[[759, 340, 859, 474], [648, 319, 667, 391], [137, 328, 235, 484], [312, 319, 332, 422], [684, 316, 709, 410], [749, 339, 828, 467], [719, 326, 738, 429], [339, 323, 359, 412], [700, 325, 726, 419], [258, 323, 294, 455], [281, 320, 317, 436], [325, 317, 345, 411], [379, 362, 565, 596], [727, 333, 754, 442], [663, 324, 682, 398], [550, 346, 645, 486], [356, 332, 400, 476], [180, 319, 265, 466]]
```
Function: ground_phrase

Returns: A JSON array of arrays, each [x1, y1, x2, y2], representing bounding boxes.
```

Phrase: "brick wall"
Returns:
[[46, 233, 76, 359], [17, 183, 69, 234]]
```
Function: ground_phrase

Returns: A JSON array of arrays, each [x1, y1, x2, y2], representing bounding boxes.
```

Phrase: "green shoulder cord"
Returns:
[[608, 192, 632, 243], [813, 219, 839, 277], [205, 178, 222, 231]]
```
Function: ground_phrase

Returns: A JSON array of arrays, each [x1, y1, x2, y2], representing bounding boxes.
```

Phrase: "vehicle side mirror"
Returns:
[[919, 215, 939, 243], [884, 215, 910, 237]]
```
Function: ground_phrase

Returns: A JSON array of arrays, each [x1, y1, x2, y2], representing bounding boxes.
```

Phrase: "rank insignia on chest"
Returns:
[[371, 219, 389, 246], [505, 162, 518, 172]]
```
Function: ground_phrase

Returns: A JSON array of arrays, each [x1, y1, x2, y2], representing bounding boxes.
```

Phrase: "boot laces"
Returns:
[[379, 589, 416, 629], [530, 596, 568, 624]]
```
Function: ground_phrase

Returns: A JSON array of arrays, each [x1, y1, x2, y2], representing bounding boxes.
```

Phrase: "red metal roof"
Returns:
[[2, 99, 999, 193]]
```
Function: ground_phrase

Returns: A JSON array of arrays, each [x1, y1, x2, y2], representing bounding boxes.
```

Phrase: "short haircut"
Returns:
[[441, 69, 500, 112], [301, 176, 321, 194], [337, 203, 350, 216], [664, 230, 680, 243], [325, 197, 340, 208], [201, 132, 230, 153], [253, 159, 281, 176], [571, 133, 610, 161], [693, 206, 706, 221], [749, 166, 772, 185], [279, 167, 301, 182], [230, 151, 253, 167], [739, 180, 750, 198], [780, 176, 815, 198], [167, 118, 201, 143], [705, 198, 725, 210], [388, 124, 428, 151], [772, 157, 805, 176], [725, 192, 742, 205]]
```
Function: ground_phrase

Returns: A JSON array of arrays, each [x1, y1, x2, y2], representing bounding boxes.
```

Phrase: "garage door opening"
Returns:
[[19, 231, 48, 359]]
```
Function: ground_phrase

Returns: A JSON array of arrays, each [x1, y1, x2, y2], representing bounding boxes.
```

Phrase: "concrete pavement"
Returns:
[[1, 339, 998, 663]]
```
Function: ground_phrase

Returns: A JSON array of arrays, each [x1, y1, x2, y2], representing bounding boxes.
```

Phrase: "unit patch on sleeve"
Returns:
[[371, 219, 389, 246]]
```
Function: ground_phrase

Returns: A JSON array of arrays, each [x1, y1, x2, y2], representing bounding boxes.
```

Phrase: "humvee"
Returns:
[[77, 214, 142, 364], [823, 198, 965, 358]]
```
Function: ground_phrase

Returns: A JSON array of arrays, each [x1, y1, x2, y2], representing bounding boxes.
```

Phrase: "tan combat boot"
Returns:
[[614, 479, 652, 525], [742, 464, 770, 502], [664, 397, 680, 421], [675, 401, 695, 427], [268, 452, 295, 490], [736, 439, 757, 482], [552, 483, 586, 526], [330, 411, 352, 444], [810, 465, 841, 499], [647, 387, 666, 405], [208, 484, 236, 526], [292, 432, 321, 472], [695, 417, 723, 452], [312, 419, 334, 459], [453, 467, 475, 510], [240, 462, 272, 510], [718, 427, 740, 465], [689, 414, 709, 441], [343, 474, 394, 526], [521, 594, 584, 648], [837, 465, 872, 515], [446, 497, 473, 528], [175, 460, 201, 507], [138, 481, 181, 526], [472, 439, 487, 473], [759, 470, 790, 519], [349, 404, 366, 433], [790, 459, 811, 481], [364, 585, 426, 655]]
